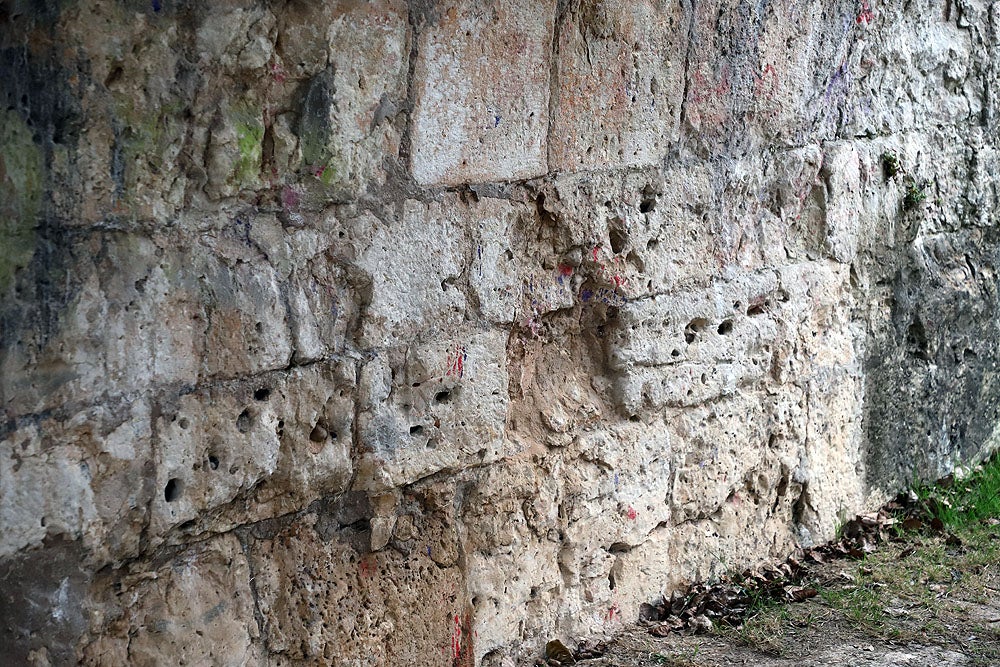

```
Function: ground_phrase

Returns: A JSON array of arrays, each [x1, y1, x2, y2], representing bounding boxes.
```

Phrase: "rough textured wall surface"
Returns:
[[1, 0, 999, 664]]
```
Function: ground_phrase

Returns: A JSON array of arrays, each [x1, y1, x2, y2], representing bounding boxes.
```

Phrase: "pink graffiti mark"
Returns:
[[270, 62, 287, 84], [754, 64, 779, 99], [607, 600, 622, 622], [312, 164, 327, 180], [689, 65, 732, 103], [281, 185, 300, 210], [445, 345, 467, 379], [627, 506, 638, 521], [856, 1, 874, 24], [358, 556, 376, 579]]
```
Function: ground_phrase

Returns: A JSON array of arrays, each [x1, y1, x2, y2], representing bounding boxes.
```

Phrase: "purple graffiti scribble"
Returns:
[[613, 472, 619, 488]]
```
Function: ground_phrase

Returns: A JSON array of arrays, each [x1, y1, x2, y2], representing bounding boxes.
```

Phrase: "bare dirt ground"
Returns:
[[553, 520, 1000, 666]]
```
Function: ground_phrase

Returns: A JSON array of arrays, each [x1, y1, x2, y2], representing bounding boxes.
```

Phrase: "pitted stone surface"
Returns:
[[1, 1, 999, 665]]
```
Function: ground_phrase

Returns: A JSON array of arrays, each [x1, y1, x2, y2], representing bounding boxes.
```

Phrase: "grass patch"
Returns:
[[915, 452, 1000, 528]]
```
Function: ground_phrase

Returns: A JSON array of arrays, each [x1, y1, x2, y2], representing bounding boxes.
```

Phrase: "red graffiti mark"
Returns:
[[558, 263, 574, 277], [607, 600, 621, 621], [627, 505, 638, 521], [856, 1, 874, 24], [358, 556, 376, 579], [448, 611, 475, 667], [445, 344, 467, 379], [592, 246, 600, 262], [451, 614, 462, 659], [611, 274, 625, 288]]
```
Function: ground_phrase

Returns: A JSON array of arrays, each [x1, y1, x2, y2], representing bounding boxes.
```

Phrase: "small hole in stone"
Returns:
[[640, 197, 656, 213], [409, 425, 424, 436], [609, 227, 628, 254], [208, 455, 220, 470], [671, 349, 681, 357], [309, 424, 328, 442], [178, 417, 190, 429], [435, 390, 452, 404], [254, 322, 264, 333], [747, 303, 767, 316], [179, 519, 196, 530], [164, 478, 181, 502], [236, 409, 252, 433], [254, 387, 271, 401], [718, 320, 733, 335], [40, 516, 46, 527]]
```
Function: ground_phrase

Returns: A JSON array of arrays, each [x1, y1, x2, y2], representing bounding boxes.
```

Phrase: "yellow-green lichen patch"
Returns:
[[0, 109, 44, 290]]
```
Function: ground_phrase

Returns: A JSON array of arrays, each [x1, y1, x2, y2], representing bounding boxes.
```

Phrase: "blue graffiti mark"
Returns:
[[152, 0, 161, 12], [581, 289, 594, 302], [426, 545, 431, 557], [613, 472, 619, 488], [494, 114, 501, 127]]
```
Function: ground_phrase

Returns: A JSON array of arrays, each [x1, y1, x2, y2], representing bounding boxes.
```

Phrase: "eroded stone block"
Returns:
[[356, 329, 509, 490], [410, 0, 555, 185], [80, 535, 264, 666], [550, 0, 686, 171]]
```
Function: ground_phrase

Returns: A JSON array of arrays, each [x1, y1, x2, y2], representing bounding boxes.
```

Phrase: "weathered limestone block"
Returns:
[[57, 2, 190, 222], [356, 328, 509, 491], [354, 202, 471, 348], [469, 198, 524, 325], [1, 230, 295, 416], [293, 0, 409, 199], [845, 3, 980, 137], [410, 0, 556, 185], [610, 270, 782, 414], [549, 0, 686, 171], [0, 538, 92, 666], [1, 361, 357, 564], [79, 535, 264, 666], [150, 362, 355, 547], [247, 506, 469, 666], [1, 425, 99, 561], [0, 108, 44, 288]]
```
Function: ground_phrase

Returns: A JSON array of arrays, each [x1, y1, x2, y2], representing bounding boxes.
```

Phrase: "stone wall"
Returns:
[[1, 0, 998, 664]]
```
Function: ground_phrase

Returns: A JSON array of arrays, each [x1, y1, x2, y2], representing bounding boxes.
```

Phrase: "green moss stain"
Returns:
[[0, 109, 44, 290], [234, 118, 264, 184]]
